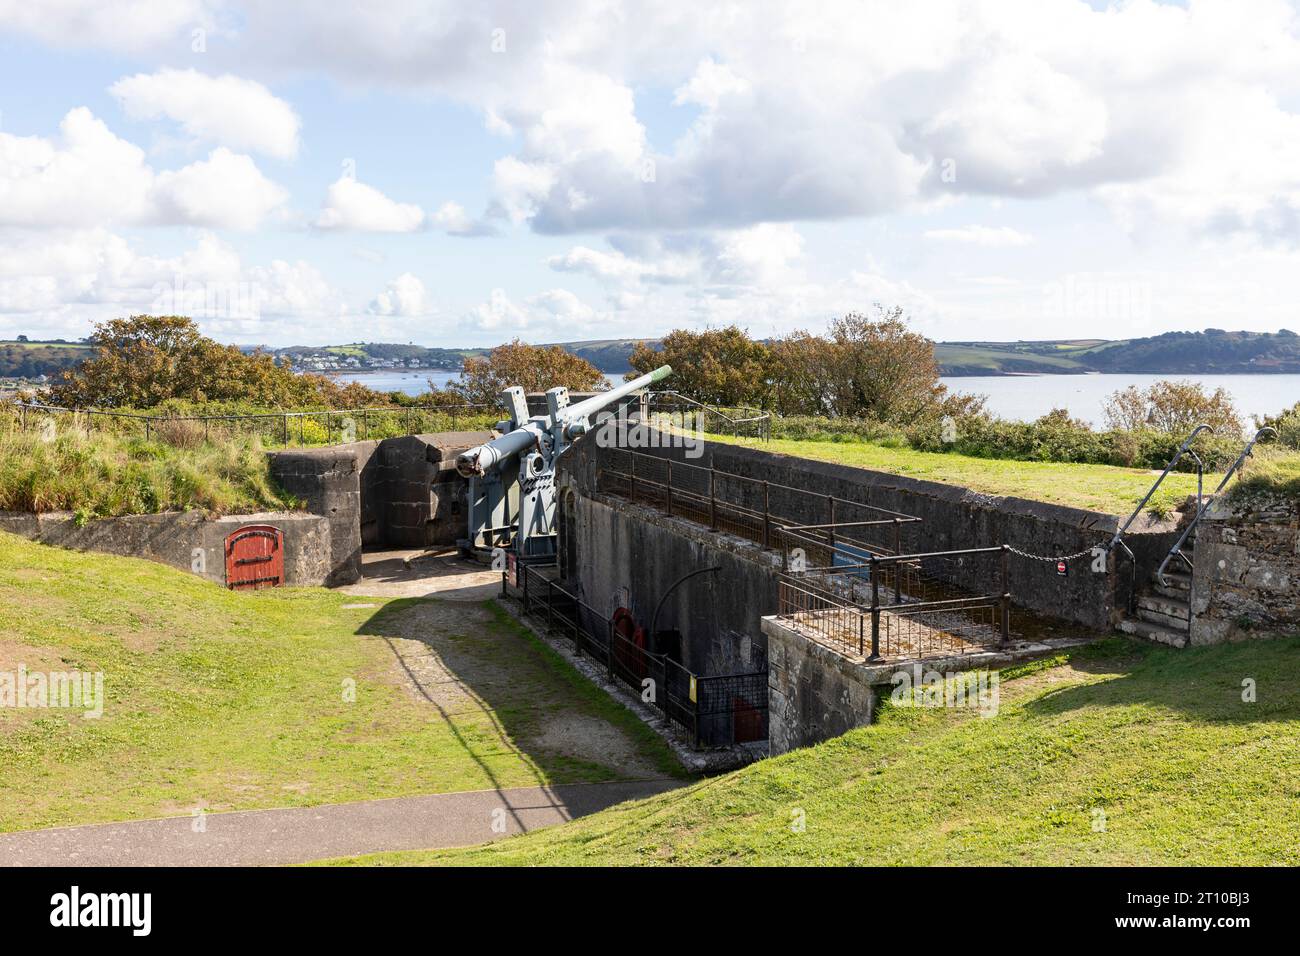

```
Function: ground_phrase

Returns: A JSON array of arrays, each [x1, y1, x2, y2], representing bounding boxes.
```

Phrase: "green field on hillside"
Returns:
[[0, 535, 680, 832], [329, 634, 1300, 866], [710, 435, 1215, 515]]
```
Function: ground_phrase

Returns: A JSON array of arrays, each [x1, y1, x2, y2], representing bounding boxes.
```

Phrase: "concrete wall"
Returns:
[[563, 492, 776, 675], [269, 441, 378, 585], [565, 435, 1181, 630], [267, 431, 490, 581], [1190, 494, 1300, 644], [0, 510, 332, 586], [370, 432, 489, 547], [763, 616, 878, 754]]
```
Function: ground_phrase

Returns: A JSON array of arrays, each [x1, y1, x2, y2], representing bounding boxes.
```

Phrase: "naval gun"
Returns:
[[456, 364, 672, 560]]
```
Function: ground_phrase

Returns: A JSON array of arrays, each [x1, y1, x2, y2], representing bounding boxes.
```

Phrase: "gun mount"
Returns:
[[456, 364, 672, 560]]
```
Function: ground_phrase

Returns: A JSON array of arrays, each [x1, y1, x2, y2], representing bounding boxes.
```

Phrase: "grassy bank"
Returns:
[[0, 425, 295, 517], [328, 635, 1300, 866], [0, 535, 681, 832], [710, 434, 1217, 515]]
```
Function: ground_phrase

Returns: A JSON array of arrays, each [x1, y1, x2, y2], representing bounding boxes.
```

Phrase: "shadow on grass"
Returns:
[[352, 595, 684, 833], [1020, 633, 1300, 724]]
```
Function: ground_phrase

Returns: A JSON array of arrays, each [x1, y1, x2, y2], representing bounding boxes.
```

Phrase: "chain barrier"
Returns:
[[1006, 543, 1106, 564]]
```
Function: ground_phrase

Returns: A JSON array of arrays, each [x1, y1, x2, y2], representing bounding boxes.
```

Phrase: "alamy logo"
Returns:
[[889, 665, 999, 717], [0, 666, 104, 718], [50, 886, 151, 936]]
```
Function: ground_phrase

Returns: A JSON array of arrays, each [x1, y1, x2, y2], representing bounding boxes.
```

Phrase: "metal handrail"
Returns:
[[1105, 423, 1214, 564], [1154, 426, 1277, 586]]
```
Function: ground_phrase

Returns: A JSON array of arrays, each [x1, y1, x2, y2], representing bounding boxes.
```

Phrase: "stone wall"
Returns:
[[763, 616, 878, 754], [1190, 494, 1300, 644], [0, 510, 332, 586]]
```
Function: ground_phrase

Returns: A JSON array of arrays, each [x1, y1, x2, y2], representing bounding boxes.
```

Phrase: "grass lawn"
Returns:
[[328, 635, 1300, 866], [710, 435, 1219, 515], [0, 533, 681, 832]]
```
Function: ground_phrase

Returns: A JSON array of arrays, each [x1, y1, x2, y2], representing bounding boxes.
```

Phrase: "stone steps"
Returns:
[[1135, 593, 1190, 623], [1117, 616, 1189, 647]]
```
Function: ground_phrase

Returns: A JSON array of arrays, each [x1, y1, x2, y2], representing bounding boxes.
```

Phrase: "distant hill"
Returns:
[[936, 329, 1300, 376], [0, 339, 91, 381], [4, 329, 1298, 381]]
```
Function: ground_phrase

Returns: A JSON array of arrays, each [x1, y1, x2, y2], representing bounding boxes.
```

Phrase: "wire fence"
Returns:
[[505, 560, 768, 747], [1, 400, 498, 448], [644, 390, 770, 441]]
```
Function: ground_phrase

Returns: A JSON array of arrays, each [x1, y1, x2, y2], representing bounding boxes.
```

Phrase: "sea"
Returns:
[[326, 369, 1298, 427]]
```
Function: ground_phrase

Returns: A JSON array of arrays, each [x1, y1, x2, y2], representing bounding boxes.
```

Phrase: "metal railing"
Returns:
[[1106, 423, 1214, 564], [597, 447, 922, 560], [645, 390, 771, 441], [1155, 426, 1277, 586], [505, 561, 768, 747], [2, 400, 496, 447], [776, 545, 1012, 662]]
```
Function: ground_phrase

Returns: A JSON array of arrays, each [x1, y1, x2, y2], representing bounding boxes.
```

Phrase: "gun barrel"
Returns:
[[455, 424, 539, 478], [566, 364, 672, 422]]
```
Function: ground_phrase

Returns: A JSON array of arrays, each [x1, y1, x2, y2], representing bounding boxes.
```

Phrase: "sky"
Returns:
[[2, 0, 1300, 349]]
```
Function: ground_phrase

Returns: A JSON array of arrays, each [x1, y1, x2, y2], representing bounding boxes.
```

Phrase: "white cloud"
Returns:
[[0, 108, 286, 230], [17, 2, 1300, 243], [152, 147, 288, 231], [0, 0, 219, 53], [369, 273, 428, 316], [924, 226, 1035, 247], [110, 68, 302, 159], [528, 288, 595, 322], [431, 200, 493, 237], [315, 177, 425, 232]]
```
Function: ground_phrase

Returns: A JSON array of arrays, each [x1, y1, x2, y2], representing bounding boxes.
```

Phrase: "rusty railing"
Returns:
[[776, 545, 1012, 662]]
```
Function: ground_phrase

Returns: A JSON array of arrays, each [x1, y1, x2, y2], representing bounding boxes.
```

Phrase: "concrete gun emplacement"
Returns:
[[456, 364, 672, 559]]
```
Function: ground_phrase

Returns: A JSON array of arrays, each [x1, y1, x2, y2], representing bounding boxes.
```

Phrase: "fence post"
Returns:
[[546, 580, 555, 629], [827, 495, 836, 553], [500, 568, 507, 599], [629, 452, 637, 502], [666, 459, 673, 516], [762, 480, 771, 548], [523, 566, 531, 613], [1000, 544, 1011, 648], [708, 461, 717, 530], [145, 418, 151, 442], [607, 620, 615, 682], [282, 414, 288, 447], [868, 555, 881, 661]]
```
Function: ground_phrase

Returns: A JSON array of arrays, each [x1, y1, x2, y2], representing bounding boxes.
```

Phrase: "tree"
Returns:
[[627, 326, 773, 407], [1103, 380, 1243, 435], [1256, 400, 1300, 449], [817, 305, 948, 424], [451, 339, 605, 405], [45, 315, 386, 409]]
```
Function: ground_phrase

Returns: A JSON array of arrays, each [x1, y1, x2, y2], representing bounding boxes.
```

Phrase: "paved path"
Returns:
[[0, 779, 679, 867]]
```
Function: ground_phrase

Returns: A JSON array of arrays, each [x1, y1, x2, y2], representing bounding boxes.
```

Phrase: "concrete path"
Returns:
[[0, 779, 679, 867], [339, 547, 501, 601]]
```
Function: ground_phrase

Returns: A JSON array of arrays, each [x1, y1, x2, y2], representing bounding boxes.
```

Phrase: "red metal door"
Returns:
[[225, 525, 284, 590]]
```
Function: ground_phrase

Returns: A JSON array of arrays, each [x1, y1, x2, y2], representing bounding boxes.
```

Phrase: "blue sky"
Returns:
[[2, 0, 1300, 348]]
